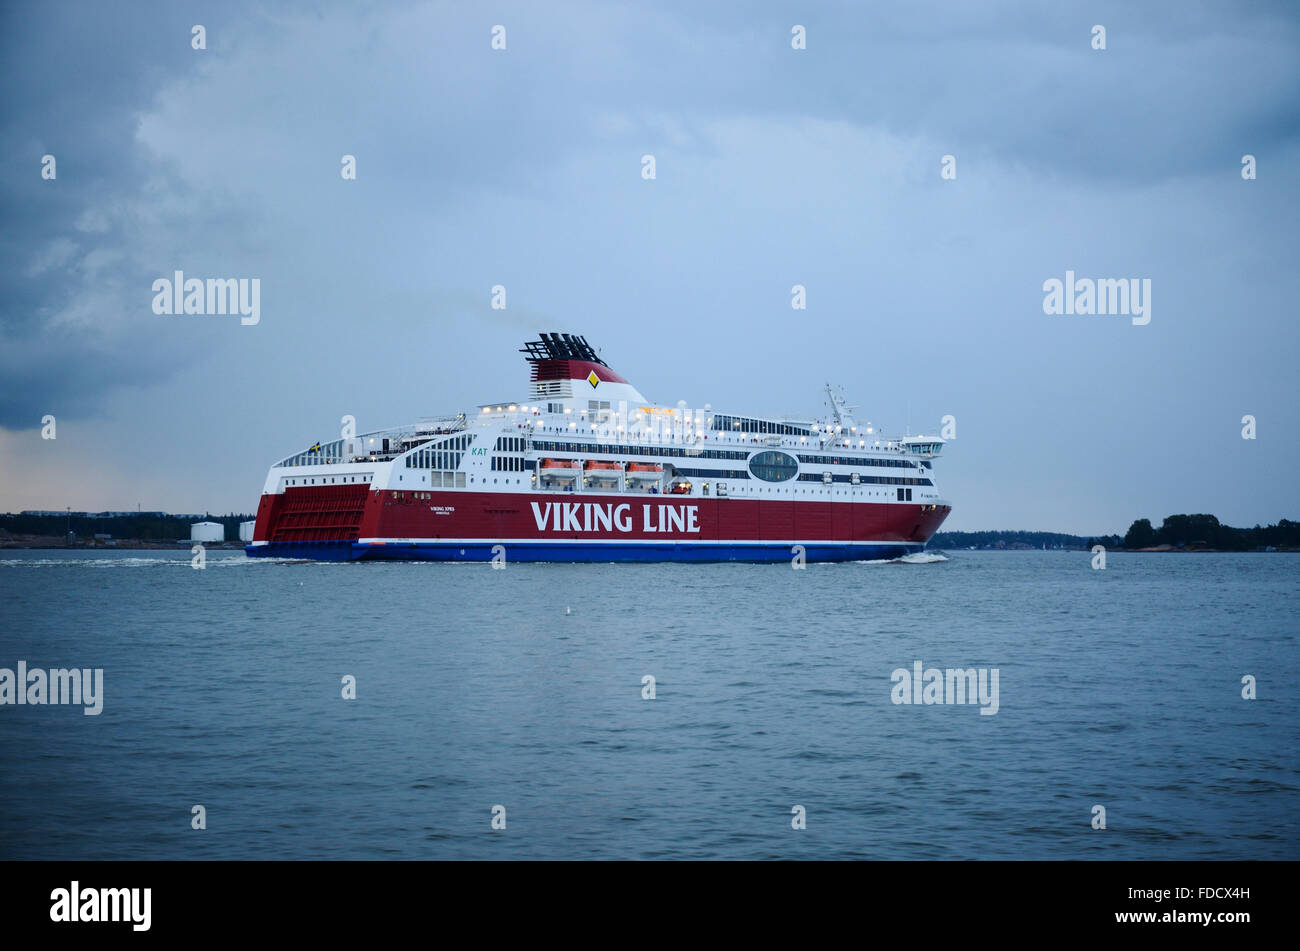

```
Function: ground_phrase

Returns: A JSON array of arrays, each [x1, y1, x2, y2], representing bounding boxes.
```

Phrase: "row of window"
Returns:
[[512, 451, 934, 488], [492, 456, 527, 471], [493, 436, 527, 453], [531, 440, 749, 461], [408, 449, 465, 470], [530, 457, 752, 481], [797, 473, 934, 486], [712, 414, 810, 436], [797, 454, 921, 469], [405, 434, 475, 471], [283, 474, 370, 486], [675, 467, 750, 480]]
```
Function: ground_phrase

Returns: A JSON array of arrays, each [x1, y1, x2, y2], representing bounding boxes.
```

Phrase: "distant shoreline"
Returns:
[[0, 538, 245, 551]]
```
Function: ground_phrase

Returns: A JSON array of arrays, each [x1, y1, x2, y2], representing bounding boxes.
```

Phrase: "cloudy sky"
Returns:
[[1, 0, 1296, 533]]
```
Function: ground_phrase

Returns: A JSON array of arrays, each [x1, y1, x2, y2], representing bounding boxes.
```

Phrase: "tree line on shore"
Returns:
[[0, 513, 255, 541], [934, 515, 1296, 551], [930, 530, 1122, 550], [1121, 514, 1297, 551]]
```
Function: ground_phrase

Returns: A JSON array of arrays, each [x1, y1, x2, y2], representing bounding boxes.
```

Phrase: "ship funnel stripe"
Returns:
[[529, 359, 627, 385]]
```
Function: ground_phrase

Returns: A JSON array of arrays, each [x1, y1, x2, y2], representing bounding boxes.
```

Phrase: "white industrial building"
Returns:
[[190, 521, 225, 543], [238, 520, 256, 543]]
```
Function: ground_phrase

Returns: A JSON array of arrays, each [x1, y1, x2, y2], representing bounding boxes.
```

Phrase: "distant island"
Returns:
[[933, 514, 1298, 552], [1118, 514, 1298, 552], [1, 510, 1296, 552], [930, 530, 1119, 551], [941, 517, 1294, 553]]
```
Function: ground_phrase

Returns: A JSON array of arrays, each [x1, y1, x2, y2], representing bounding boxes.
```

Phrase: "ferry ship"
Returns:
[[245, 333, 952, 562]]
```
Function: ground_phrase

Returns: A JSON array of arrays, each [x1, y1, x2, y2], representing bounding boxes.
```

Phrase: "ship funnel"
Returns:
[[520, 333, 646, 405]]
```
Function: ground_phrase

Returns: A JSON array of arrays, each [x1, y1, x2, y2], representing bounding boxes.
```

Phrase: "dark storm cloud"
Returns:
[[0, 1, 264, 424]]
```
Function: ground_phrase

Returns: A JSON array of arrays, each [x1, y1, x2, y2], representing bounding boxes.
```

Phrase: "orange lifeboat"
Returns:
[[625, 462, 663, 480], [584, 460, 622, 471], [540, 458, 579, 479]]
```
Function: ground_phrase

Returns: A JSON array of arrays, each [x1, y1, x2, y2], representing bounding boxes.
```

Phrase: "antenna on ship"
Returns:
[[824, 384, 857, 431]]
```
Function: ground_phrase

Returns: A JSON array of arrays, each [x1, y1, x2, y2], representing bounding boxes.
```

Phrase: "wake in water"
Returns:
[[853, 551, 950, 565], [0, 555, 260, 568]]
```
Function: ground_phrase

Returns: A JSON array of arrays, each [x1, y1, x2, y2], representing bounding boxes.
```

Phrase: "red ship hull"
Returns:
[[247, 485, 951, 562]]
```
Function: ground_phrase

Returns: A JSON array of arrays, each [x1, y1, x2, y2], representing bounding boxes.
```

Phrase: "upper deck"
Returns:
[[259, 333, 947, 507]]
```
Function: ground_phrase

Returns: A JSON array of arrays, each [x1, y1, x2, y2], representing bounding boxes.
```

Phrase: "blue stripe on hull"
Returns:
[[246, 540, 925, 563], [244, 540, 355, 561]]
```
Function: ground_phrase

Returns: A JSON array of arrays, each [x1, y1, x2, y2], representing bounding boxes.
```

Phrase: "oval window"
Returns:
[[749, 450, 798, 482]]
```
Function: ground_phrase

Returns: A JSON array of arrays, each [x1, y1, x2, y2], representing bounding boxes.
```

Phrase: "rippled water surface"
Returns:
[[1, 549, 1295, 859]]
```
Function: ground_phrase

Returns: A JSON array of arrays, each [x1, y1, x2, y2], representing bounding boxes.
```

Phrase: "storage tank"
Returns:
[[190, 521, 225, 543], [238, 520, 256, 543]]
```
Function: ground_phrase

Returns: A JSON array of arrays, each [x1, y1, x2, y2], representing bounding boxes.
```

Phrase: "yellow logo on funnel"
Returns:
[[586, 370, 600, 388]]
